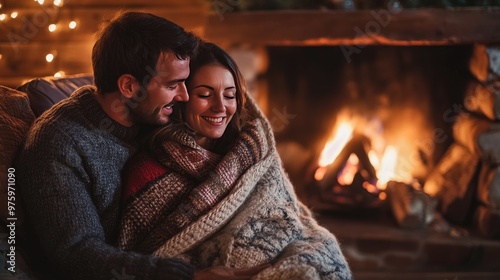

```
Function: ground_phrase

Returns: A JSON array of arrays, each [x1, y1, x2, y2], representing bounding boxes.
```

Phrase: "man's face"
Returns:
[[128, 51, 190, 126]]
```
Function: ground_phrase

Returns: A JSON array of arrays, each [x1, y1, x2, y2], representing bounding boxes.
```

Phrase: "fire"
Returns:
[[315, 119, 412, 191], [317, 122, 353, 167], [376, 146, 398, 189], [337, 154, 359, 186]]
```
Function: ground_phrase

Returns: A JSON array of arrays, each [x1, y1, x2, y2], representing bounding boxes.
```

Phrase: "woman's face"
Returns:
[[185, 63, 237, 149]]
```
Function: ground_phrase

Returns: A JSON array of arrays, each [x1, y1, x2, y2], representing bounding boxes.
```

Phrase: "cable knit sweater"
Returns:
[[118, 95, 353, 280], [15, 86, 195, 280]]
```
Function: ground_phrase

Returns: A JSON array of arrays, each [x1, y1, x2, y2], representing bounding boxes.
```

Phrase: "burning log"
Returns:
[[463, 79, 500, 120], [453, 112, 500, 164], [423, 143, 480, 224], [387, 181, 437, 229], [469, 44, 500, 83], [318, 172, 381, 209], [317, 134, 377, 190]]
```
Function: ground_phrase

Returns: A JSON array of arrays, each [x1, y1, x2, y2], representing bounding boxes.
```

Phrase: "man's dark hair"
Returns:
[[92, 11, 199, 94]]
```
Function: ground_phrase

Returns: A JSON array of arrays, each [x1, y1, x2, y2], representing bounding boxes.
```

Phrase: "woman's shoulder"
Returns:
[[122, 151, 168, 201]]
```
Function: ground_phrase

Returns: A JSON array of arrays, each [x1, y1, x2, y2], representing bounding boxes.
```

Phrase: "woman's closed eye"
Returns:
[[197, 92, 211, 98]]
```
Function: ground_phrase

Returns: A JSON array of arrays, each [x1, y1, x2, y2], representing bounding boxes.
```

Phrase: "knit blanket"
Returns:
[[118, 96, 352, 280]]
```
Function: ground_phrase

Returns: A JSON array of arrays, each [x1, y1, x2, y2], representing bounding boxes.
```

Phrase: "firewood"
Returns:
[[423, 143, 480, 224], [317, 134, 377, 190], [469, 44, 500, 82], [453, 112, 500, 164], [474, 204, 500, 239], [387, 181, 437, 229], [463, 79, 500, 120], [478, 164, 500, 208]]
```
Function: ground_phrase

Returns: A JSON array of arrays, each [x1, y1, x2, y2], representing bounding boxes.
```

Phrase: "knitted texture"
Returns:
[[119, 119, 267, 253], [15, 86, 195, 280], [118, 95, 353, 280]]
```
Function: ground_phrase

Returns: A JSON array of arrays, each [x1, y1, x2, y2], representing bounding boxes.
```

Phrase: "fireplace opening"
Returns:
[[261, 45, 471, 202]]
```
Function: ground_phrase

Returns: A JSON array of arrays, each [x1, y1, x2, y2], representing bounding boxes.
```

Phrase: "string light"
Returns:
[[54, 71, 65, 78], [46, 53, 55, 62], [11, 11, 18, 19], [69, 20, 77, 29], [0, 14, 6, 21], [48, 23, 57, 32], [53, 0, 63, 7], [37, 0, 45, 5]]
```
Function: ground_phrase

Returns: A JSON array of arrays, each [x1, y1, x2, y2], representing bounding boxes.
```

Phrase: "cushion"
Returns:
[[17, 74, 94, 117], [0, 85, 35, 224]]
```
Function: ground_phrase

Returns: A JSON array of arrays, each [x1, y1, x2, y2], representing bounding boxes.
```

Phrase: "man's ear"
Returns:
[[117, 74, 139, 99]]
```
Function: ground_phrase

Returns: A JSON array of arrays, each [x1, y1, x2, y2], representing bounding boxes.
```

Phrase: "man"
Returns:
[[16, 12, 265, 280]]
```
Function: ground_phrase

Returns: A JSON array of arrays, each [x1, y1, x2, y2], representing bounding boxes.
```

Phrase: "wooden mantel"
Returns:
[[203, 8, 500, 46]]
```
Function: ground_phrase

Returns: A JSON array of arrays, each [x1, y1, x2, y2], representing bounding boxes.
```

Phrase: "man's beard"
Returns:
[[125, 102, 167, 127]]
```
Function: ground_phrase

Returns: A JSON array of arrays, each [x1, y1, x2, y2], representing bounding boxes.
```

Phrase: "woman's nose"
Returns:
[[211, 95, 225, 112]]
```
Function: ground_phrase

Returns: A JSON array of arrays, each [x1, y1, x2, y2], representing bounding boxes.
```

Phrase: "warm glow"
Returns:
[[0, 54, 2, 60], [48, 24, 57, 32], [376, 146, 398, 189], [368, 150, 380, 169], [11, 12, 18, 19], [0, 3, 2, 9], [37, 0, 45, 5], [314, 167, 327, 181], [54, 71, 65, 78], [0, 14, 6, 21], [69, 20, 77, 29], [379, 192, 387, 200], [318, 122, 354, 167], [46, 53, 54, 62], [337, 154, 359, 185], [53, 0, 63, 7]]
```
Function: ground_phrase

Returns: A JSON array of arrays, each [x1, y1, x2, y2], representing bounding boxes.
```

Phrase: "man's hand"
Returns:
[[193, 264, 271, 280]]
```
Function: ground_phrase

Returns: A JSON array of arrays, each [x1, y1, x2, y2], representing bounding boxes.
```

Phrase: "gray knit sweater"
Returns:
[[15, 86, 195, 280]]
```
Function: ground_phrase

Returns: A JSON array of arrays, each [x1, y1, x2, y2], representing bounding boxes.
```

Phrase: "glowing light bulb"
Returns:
[[69, 20, 77, 29], [37, 0, 45, 5], [0, 14, 7, 21], [53, 0, 63, 7], [11, 12, 18, 19], [48, 23, 57, 32], [54, 71, 65, 78], [0, 3, 2, 9], [0, 54, 3, 60], [46, 53, 54, 62]]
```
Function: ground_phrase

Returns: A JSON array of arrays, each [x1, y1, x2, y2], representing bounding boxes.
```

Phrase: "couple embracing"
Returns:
[[16, 11, 352, 280]]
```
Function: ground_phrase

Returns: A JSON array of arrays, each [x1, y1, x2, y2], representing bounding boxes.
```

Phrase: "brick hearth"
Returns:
[[315, 209, 500, 280]]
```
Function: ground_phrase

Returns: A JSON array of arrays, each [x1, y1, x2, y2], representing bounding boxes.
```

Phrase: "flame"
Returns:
[[376, 146, 398, 189], [317, 122, 353, 167], [315, 117, 413, 191], [337, 154, 359, 185]]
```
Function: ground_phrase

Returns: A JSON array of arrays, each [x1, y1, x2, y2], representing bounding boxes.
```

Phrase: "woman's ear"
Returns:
[[117, 74, 139, 99]]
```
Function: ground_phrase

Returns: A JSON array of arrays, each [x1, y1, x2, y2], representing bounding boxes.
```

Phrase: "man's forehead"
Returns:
[[157, 51, 189, 64], [154, 51, 190, 79]]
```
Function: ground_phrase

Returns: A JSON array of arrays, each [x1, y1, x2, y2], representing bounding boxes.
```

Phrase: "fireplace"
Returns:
[[249, 43, 500, 278], [260, 44, 468, 202], [203, 8, 500, 276]]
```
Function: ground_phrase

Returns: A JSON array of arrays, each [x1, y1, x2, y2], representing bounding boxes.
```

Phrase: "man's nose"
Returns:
[[175, 83, 189, 102]]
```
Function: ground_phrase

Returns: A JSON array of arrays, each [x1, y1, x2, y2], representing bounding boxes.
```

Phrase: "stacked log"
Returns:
[[424, 44, 500, 238]]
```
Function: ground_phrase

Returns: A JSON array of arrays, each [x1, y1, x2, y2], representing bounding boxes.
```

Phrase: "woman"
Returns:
[[118, 42, 352, 280]]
